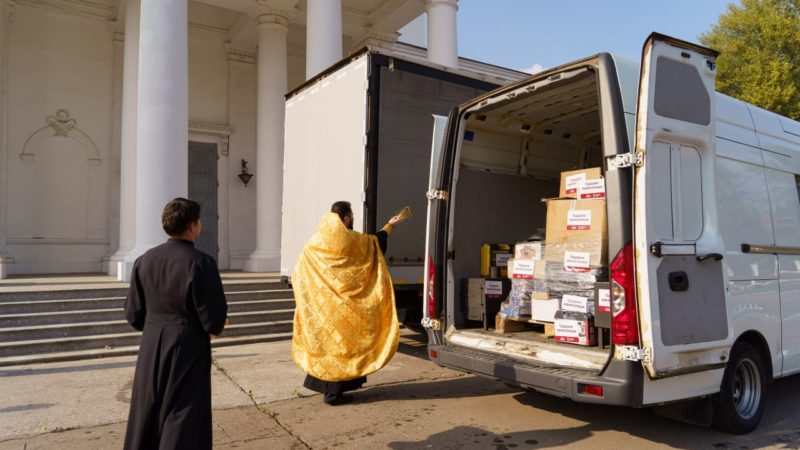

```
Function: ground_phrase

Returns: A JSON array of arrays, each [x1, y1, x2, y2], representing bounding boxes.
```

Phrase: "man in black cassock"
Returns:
[[123, 198, 228, 450], [301, 200, 401, 406]]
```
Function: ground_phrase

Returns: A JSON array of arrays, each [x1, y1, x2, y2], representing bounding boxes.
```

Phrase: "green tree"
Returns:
[[700, 0, 800, 120]]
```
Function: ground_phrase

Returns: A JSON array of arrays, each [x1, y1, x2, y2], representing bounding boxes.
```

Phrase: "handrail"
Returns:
[[741, 244, 800, 255]]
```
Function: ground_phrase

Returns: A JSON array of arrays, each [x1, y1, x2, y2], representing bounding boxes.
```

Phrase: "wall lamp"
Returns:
[[238, 159, 253, 187]]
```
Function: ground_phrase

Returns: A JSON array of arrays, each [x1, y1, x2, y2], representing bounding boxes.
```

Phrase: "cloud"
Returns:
[[518, 63, 545, 74]]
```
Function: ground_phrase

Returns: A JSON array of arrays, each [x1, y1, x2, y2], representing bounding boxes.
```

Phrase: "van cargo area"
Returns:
[[445, 67, 615, 373]]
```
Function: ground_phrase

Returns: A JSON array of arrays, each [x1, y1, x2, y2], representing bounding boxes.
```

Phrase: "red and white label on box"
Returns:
[[511, 259, 534, 279], [598, 288, 611, 312], [561, 294, 592, 313], [564, 251, 591, 272], [484, 280, 503, 296], [565, 173, 586, 195], [566, 210, 592, 230], [578, 178, 606, 199], [495, 253, 512, 267], [554, 318, 595, 346]]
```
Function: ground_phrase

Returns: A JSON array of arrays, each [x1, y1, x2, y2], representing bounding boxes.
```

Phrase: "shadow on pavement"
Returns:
[[384, 373, 800, 449], [0, 360, 136, 378], [355, 375, 516, 404], [0, 403, 54, 414]]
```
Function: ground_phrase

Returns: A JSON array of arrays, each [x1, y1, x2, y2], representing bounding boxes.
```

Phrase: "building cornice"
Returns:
[[225, 45, 256, 65], [17, 0, 115, 21]]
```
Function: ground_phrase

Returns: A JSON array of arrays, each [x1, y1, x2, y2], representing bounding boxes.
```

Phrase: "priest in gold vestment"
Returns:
[[291, 201, 404, 405]]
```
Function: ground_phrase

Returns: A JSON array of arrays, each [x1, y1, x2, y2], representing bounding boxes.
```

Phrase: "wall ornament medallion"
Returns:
[[20, 109, 102, 166]]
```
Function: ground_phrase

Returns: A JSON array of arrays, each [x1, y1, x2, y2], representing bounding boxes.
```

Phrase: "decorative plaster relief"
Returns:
[[20, 109, 101, 166]]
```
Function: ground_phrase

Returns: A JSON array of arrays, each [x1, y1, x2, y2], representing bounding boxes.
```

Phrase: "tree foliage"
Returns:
[[700, 0, 800, 119]]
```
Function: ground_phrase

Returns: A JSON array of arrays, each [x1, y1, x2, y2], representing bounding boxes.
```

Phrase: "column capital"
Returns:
[[425, 0, 458, 11], [255, 0, 298, 28]]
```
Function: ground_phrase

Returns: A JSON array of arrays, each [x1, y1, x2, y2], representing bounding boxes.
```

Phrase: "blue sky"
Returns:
[[400, 0, 735, 73]]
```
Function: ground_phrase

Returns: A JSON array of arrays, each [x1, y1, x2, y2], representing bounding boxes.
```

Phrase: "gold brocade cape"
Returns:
[[291, 212, 399, 382]]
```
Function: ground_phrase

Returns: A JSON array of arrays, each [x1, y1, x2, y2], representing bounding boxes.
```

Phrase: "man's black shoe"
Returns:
[[323, 394, 354, 406]]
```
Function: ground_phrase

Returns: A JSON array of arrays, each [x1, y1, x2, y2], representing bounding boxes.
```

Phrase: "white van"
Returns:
[[422, 33, 800, 433]]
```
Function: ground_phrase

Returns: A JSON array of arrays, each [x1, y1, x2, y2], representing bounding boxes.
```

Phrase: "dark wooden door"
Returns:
[[188, 141, 219, 261]]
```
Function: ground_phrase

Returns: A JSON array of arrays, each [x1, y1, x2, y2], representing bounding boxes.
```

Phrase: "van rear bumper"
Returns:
[[429, 343, 643, 407]]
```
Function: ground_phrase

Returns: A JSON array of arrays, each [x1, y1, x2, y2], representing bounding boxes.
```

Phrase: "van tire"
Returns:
[[712, 342, 766, 434]]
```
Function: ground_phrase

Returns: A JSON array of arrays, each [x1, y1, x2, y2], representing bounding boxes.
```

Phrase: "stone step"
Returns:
[[0, 320, 294, 358], [0, 281, 288, 302], [0, 300, 295, 327], [0, 331, 294, 367], [0, 310, 295, 342], [0, 290, 295, 314]]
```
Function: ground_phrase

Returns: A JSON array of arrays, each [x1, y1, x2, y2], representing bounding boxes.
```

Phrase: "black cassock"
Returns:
[[123, 239, 228, 450]]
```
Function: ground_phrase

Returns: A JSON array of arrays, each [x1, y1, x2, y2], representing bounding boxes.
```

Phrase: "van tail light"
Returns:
[[610, 242, 640, 346], [426, 255, 438, 319]]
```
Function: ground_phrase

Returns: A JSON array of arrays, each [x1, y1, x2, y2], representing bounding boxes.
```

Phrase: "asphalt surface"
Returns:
[[1, 330, 799, 449]]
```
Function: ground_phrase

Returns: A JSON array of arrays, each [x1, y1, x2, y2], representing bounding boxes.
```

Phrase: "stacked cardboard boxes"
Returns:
[[546, 168, 608, 346]]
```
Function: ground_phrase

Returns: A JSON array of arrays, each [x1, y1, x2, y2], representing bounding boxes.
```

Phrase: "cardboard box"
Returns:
[[559, 167, 603, 199], [560, 294, 595, 314], [594, 282, 612, 329], [544, 198, 607, 268], [515, 241, 544, 260], [531, 299, 559, 322], [554, 310, 597, 346], [532, 260, 549, 299], [465, 278, 510, 321]]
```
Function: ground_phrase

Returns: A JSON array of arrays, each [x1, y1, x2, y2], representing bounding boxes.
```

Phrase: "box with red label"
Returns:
[[594, 281, 611, 328], [559, 167, 603, 199], [544, 198, 607, 269], [554, 310, 597, 346]]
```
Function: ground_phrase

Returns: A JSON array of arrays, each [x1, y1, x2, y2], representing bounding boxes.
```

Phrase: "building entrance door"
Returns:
[[188, 141, 219, 261]]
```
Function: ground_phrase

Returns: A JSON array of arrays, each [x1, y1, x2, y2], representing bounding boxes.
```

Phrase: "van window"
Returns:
[[654, 56, 710, 126], [649, 141, 703, 241]]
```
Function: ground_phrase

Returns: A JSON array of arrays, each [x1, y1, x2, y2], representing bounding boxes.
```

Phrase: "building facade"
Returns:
[[0, 0, 514, 281]]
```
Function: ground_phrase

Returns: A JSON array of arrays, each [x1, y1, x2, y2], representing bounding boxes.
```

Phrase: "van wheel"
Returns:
[[712, 342, 766, 434]]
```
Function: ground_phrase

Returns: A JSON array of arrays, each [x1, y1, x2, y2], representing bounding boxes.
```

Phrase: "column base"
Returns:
[[0, 254, 14, 279], [243, 250, 280, 273], [106, 249, 133, 277], [117, 245, 155, 282]]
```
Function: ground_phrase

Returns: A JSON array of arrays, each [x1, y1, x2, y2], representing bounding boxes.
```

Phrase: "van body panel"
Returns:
[[633, 34, 732, 378], [641, 368, 724, 405]]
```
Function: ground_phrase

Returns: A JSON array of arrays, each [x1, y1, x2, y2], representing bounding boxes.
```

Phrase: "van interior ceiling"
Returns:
[[448, 67, 612, 371]]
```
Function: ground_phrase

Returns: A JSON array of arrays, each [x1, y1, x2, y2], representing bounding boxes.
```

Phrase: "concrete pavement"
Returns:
[[2, 331, 800, 449]]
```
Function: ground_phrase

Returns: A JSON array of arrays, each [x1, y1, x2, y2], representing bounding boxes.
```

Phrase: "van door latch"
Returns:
[[620, 345, 652, 363], [426, 189, 448, 201], [608, 152, 643, 169]]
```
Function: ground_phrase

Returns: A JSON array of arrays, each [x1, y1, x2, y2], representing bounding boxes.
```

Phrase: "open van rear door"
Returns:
[[422, 114, 449, 332], [633, 33, 733, 378]]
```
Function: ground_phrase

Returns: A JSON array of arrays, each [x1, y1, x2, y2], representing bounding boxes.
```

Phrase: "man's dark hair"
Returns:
[[330, 201, 352, 222], [162, 198, 201, 236]]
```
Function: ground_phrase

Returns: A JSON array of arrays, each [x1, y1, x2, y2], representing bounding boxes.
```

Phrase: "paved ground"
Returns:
[[1, 330, 799, 449]]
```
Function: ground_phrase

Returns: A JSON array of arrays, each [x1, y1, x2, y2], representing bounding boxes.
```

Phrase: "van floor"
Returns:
[[447, 328, 609, 371]]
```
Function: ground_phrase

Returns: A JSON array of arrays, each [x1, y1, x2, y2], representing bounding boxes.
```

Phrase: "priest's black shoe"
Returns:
[[324, 394, 353, 406]]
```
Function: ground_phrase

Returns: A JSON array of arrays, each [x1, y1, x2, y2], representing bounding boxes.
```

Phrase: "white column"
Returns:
[[425, 0, 459, 69], [305, 0, 341, 79], [0, 0, 15, 278], [121, 0, 188, 281], [245, 3, 294, 272], [109, 0, 140, 277]]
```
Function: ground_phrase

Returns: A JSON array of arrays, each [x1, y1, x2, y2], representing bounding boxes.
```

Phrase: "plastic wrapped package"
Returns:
[[499, 278, 533, 318]]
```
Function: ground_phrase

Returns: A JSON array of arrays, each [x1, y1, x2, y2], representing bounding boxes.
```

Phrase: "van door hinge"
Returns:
[[608, 152, 643, 169], [620, 345, 652, 363], [426, 189, 448, 201]]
